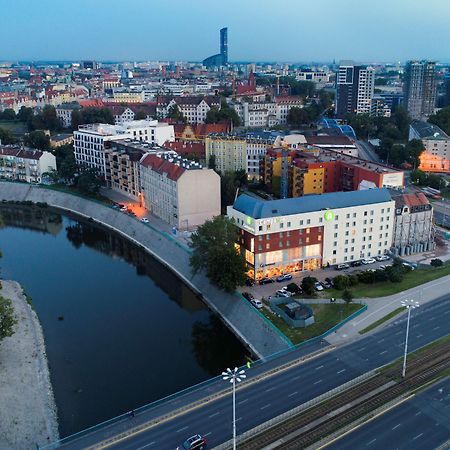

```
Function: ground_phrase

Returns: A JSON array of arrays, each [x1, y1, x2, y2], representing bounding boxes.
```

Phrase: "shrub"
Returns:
[[430, 258, 443, 267], [342, 289, 354, 305], [333, 275, 350, 290], [301, 276, 318, 296], [358, 270, 376, 284], [386, 266, 404, 283], [286, 282, 302, 294]]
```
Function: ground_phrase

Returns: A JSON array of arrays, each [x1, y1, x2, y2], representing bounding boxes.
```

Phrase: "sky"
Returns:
[[1, 0, 449, 63]]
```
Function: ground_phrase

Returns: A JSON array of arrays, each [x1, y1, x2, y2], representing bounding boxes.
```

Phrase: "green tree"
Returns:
[[430, 258, 443, 267], [189, 216, 247, 292], [301, 276, 318, 296], [287, 107, 310, 127], [410, 169, 427, 185], [23, 130, 51, 150], [0, 108, 16, 121], [429, 106, 450, 135], [342, 289, 354, 305], [29, 105, 62, 132], [75, 168, 101, 196], [205, 99, 241, 127], [208, 154, 216, 171], [17, 106, 34, 123], [220, 171, 247, 214], [167, 104, 186, 123], [71, 107, 114, 130], [333, 275, 350, 290], [0, 296, 17, 344], [54, 144, 77, 181], [0, 127, 18, 144]]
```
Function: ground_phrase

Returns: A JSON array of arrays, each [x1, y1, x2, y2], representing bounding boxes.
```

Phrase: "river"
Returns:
[[0, 204, 247, 437]]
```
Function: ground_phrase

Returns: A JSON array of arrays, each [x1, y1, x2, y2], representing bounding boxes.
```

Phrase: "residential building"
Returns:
[[335, 61, 375, 118], [140, 153, 220, 229], [403, 60, 437, 119], [173, 122, 231, 141], [109, 104, 156, 125], [233, 101, 278, 128], [370, 96, 392, 118], [296, 70, 330, 84], [0, 146, 56, 183], [205, 136, 247, 173], [275, 96, 304, 124], [227, 189, 395, 279], [157, 96, 221, 124], [163, 141, 206, 162], [246, 138, 273, 179], [56, 102, 81, 128], [391, 192, 435, 256], [409, 120, 450, 173], [50, 133, 73, 148]]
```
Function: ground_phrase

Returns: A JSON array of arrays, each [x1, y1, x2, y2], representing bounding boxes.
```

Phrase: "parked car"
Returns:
[[314, 281, 324, 291], [250, 298, 264, 309], [141, 218, 149, 224], [275, 290, 291, 298], [379, 265, 386, 270], [178, 434, 207, 450], [285, 282, 302, 294], [242, 292, 254, 301], [276, 273, 293, 282], [376, 255, 390, 261], [351, 260, 362, 267], [402, 262, 415, 270], [362, 257, 376, 265], [336, 263, 350, 270], [259, 277, 275, 285], [120, 207, 128, 212], [321, 280, 332, 289], [117, 204, 125, 208], [324, 277, 334, 287]]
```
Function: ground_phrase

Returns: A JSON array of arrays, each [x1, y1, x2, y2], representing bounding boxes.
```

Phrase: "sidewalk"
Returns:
[[325, 274, 450, 344]]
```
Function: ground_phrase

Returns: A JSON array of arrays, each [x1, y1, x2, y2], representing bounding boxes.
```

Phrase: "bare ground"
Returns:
[[0, 280, 58, 449]]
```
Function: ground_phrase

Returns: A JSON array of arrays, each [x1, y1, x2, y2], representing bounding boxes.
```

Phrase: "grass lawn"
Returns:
[[319, 265, 450, 299], [0, 120, 27, 135], [359, 307, 406, 334], [260, 303, 364, 345]]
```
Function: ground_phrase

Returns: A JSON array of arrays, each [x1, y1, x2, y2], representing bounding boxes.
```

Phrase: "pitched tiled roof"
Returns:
[[163, 140, 205, 158], [140, 154, 185, 181], [0, 146, 44, 160]]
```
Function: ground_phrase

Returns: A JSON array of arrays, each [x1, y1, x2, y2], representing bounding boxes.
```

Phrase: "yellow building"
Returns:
[[302, 167, 325, 195], [205, 137, 247, 174]]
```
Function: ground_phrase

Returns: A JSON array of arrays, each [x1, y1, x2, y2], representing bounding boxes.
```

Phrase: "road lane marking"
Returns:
[[235, 417, 242, 422], [204, 432, 212, 437], [395, 331, 402, 335], [413, 433, 423, 440], [377, 339, 385, 343], [264, 387, 276, 393], [292, 375, 301, 381], [337, 369, 346, 374], [176, 426, 188, 433], [260, 404, 271, 410], [358, 347, 366, 352], [314, 379, 322, 385], [392, 423, 401, 430], [237, 398, 248, 405], [288, 391, 298, 397], [315, 365, 324, 370], [428, 317, 435, 321], [366, 438, 377, 446], [136, 443, 155, 449], [415, 411, 422, 416], [379, 350, 388, 355], [208, 412, 220, 418], [433, 326, 440, 330], [417, 334, 423, 338]]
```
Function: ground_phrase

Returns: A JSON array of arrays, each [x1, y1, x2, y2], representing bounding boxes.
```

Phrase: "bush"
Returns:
[[286, 282, 302, 294], [333, 275, 350, 290], [357, 270, 376, 284], [342, 289, 354, 304], [430, 258, 443, 267], [386, 266, 404, 283], [348, 274, 359, 286], [374, 269, 389, 282], [301, 276, 318, 296]]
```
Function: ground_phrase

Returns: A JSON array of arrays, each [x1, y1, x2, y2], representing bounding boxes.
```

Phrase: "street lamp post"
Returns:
[[222, 367, 246, 450], [400, 299, 420, 378]]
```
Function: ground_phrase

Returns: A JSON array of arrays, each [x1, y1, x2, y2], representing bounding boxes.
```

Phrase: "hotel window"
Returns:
[[335, 215, 339, 220], [266, 235, 270, 240], [299, 239, 303, 245], [306, 228, 310, 234], [307, 219, 311, 224], [300, 220, 304, 225], [279, 241, 283, 247], [333, 250, 337, 255], [318, 236, 322, 241], [364, 220, 367, 225], [346, 223, 349, 228], [353, 213, 356, 218], [370, 210, 374, 216], [319, 217, 323, 223], [351, 247, 354, 252], [258, 245, 262, 251], [279, 232, 284, 238], [345, 231, 349, 236], [259, 226, 262, 231], [345, 239, 348, 244], [287, 231, 291, 237], [334, 224, 338, 229], [286, 240, 290, 246], [266, 224, 271, 231], [287, 221, 291, 227], [346, 213, 350, 219], [364, 211, 368, 216], [352, 222, 356, 226], [334, 233, 338, 238], [280, 223, 284, 229], [306, 237, 310, 243], [266, 243, 270, 250]]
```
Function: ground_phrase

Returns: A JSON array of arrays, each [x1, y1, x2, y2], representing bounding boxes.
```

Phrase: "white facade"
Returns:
[[246, 139, 272, 179], [356, 68, 375, 114], [296, 71, 330, 84], [205, 137, 248, 174], [157, 97, 220, 124]]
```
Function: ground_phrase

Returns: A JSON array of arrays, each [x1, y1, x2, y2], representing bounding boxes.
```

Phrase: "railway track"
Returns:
[[240, 339, 450, 450]]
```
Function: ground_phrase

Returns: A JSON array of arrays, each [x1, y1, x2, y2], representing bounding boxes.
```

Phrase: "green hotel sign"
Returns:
[[246, 216, 253, 225], [324, 210, 335, 222]]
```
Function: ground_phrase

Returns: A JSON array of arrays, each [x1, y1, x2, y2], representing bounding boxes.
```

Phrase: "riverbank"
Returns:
[[0, 280, 59, 449]]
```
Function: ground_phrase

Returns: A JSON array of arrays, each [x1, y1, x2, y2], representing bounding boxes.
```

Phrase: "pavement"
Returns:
[[356, 140, 381, 163], [325, 376, 450, 450], [52, 295, 450, 450]]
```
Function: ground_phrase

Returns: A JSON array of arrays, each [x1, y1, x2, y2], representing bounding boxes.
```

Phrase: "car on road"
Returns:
[[362, 257, 376, 265], [276, 273, 293, 282], [141, 218, 149, 224], [242, 292, 254, 301], [314, 281, 324, 291], [336, 263, 350, 270], [250, 298, 263, 309], [376, 255, 390, 261], [120, 207, 128, 212], [351, 260, 362, 267], [178, 434, 207, 450], [275, 289, 292, 298], [259, 277, 275, 285]]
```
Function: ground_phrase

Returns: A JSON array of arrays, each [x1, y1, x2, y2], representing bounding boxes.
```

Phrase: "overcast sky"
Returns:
[[1, 0, 449, 63]]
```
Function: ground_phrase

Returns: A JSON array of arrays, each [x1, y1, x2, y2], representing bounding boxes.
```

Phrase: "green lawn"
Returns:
[[0, 120, 27, 135], [319, 265, 450, 299], [359, 307, 405, 334], [260, 303, 363, 345]]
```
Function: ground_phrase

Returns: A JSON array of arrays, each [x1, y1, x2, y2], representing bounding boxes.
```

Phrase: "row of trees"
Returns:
[[205, 100, 241, 126], [410, 169, 446, 190], [376, 138, 424, 168]]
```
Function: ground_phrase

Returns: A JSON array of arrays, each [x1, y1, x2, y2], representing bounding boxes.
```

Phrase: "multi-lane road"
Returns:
[[59, 295, 450, 450], [325, 375, 450, 450]]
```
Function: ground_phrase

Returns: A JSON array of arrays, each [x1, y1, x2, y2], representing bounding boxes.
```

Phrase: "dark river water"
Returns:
[[0, 204, 247, 438]]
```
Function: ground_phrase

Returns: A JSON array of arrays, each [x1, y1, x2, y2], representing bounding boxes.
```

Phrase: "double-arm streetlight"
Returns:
[[222, 367, 246, 450], [401, 299, 420, 378]]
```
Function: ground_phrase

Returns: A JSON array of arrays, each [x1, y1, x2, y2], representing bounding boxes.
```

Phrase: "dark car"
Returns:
[[242, 292, 254, 301], [321, 281, 332, 289], [179, 434, 207, 450], [245, 278, 254, 287], [259, 277, 275, 285], [351, 260, 362, 267]]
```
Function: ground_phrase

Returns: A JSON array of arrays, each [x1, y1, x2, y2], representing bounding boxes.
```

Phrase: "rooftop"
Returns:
[[410, 120, 450, 140], [0, 145, 44, 160], [233, 189, 392, 219]]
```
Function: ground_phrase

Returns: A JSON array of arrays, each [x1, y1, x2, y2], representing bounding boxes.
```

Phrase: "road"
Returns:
[[58, 295, 450, 450], [356, 140, 381, 163], [325, 376, 450, 450]]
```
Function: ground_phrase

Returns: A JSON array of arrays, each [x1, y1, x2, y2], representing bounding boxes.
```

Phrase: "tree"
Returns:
[[0, 127, 18, 144], [0, 108, 16, 121], [167, 104, 186, 123], [333, 275, 350, 290], [189, 216, 247, 292], [205, 100, 241, 127], [301, 276, 318, 296], [220, 171, 247, 214], [23, 130, 51, 150], [287, 107, 310, 127], [75, 168, 101, 196], [0, 296, 17, 344], [410, 169, 427, 185], [71, 107, 114, 130], [17, 106, 34, 123], [208, 154, 216, 171], [342, 289, 354, 305], [429, 106, 450, 136], [29, 105, 62, 132], [54, 144, 77, 181]]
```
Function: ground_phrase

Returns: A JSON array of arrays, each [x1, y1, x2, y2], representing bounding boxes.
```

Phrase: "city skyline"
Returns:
[[1, 0, 449, 62]]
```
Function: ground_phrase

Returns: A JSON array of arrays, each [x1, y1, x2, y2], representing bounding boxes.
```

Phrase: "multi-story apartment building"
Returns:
[[73, 120, 174, 175], [139, 153, 220, 229], [56, 102, 81, 128], [391, 192, 435, 256], [233, 101, 278, 128], [296, 70, 330, 84], [404, 60, 437, 120], [246, 138, 274, 179], [335, 61, 375, 118], [0, 146, 56, 183], [156, 96, 221, 124], [370, 96, 392, 118], [227, 189, 395, 279], [275, 96, 304, 124], [205, 136, 247, 174]]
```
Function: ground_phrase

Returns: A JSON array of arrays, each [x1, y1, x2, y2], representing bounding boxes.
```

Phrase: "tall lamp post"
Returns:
[[401, 299, 420, 378], [222, 367, 246, 450]]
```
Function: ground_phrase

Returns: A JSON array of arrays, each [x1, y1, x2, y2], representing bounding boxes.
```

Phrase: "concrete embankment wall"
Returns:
[[0, 182, 292, 358]]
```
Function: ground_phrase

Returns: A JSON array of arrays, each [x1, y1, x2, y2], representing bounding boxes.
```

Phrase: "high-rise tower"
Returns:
[[203, 27, 229, 68]]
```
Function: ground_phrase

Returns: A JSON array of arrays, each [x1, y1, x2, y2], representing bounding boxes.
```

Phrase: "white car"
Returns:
[[376, 255, 390, 261], [362, 257, 376, 265], [314, 282, 324, 291], [337, 263, 350, 270], [275, 290, 291, 298], [250, 299, 263, 309], [141, 218, 149, 224]]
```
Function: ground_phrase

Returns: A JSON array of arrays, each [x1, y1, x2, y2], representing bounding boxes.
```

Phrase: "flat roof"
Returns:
[[233, 189, 392, 219], [410, 120, 450, 140]]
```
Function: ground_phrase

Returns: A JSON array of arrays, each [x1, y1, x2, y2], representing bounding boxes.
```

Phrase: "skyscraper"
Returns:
[[335, 61, 374, 118], [403, 60, 437, 120], [203, 27, 228, 68]]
